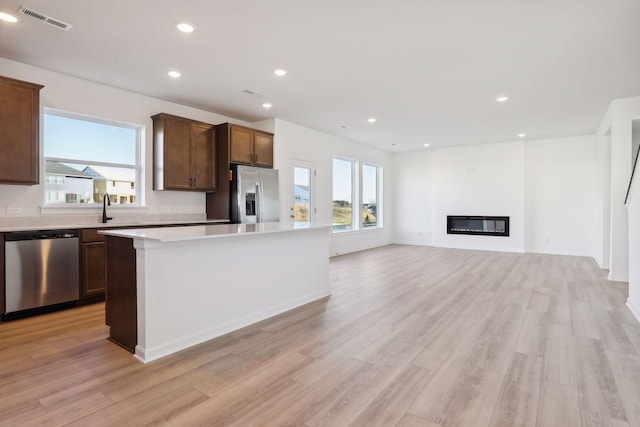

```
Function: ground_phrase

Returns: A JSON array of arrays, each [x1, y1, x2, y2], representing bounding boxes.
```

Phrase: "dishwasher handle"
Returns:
[[4, 230, 79, 241]]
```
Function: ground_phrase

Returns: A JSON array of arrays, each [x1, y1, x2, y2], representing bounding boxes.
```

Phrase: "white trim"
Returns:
[[626, 299, 640, 324], [290, 158, 316, 226], [41, 205, 148, 215], [361, 162, 383, 230], [608, 272, 630, 282], [42, 108, 144, 207], [135, 289, 331, 363], [332, 156, 358, 232]]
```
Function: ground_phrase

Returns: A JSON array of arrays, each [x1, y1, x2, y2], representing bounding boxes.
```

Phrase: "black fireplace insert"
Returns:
[[447, 216, 509, 237]]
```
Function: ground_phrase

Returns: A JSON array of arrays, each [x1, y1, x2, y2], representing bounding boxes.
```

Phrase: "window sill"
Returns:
[[332, 226, 383, 234], [41, 204, 148, 215]]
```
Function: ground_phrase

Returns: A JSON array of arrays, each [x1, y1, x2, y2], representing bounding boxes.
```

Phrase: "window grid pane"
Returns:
[[362, 164, 378, 228], [44, 112, 141, 206], [333, 158, 354, 231]]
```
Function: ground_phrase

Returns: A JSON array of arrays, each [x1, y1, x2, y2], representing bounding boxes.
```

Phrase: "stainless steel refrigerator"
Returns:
[[230, 165, 280, 224]]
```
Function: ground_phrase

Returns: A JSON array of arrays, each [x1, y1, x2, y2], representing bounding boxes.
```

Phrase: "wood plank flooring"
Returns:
[[1, 244, 639, 426]]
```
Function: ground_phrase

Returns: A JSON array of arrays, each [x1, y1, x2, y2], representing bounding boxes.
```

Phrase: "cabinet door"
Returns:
[[163, 118, 192, 189], [191, 123, 216, 191], [229, 126, 254, 165], [254, 132, 274, 168], [81, 242, 106, 298], [0, 77, 42, 185]]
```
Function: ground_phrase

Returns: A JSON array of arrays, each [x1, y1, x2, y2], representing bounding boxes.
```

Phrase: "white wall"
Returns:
[[0, 57, 250, 225], [394, 136, 601, 257], [273, 119, 394, 256], [392, 150, 435, 246], [525, 135, 598, 257], [434, 141, 525, 252], [597, 97, 640, 282], [595, 134, 611, 268], [626, 119, 640, 320], [627, 175, 640, 321], [394, 141, 526, 253]]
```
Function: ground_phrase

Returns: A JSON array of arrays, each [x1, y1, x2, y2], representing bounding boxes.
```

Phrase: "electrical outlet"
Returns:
[[6, 207, 22, 214]]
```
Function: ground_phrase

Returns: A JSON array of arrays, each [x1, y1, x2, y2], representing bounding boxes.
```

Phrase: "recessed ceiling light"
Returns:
[[273, 69, 287, 77], [176, 22, 195, 33], [168, 70, 181, 78], [496, 96, 509, 102], [518, 133, 526, 138], [0, 12, 18, 23], [368, 117, 376, 123], [423, 143, 430, 147], [262, 103, 272, 109]]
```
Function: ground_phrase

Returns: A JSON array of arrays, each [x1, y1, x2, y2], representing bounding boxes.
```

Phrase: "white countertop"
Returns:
[[100, 222, 331, 243], [0, 219, 228, 233]]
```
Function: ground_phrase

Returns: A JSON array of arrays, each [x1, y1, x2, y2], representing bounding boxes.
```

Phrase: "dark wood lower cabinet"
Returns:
[[80, 242, 106, 299], [79, 229, 106, 304], [105, 235, 137, 352], [0, 233, 4, 321]]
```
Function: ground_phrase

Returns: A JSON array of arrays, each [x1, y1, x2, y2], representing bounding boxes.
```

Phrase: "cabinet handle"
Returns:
[[193, 178, 196, 187]]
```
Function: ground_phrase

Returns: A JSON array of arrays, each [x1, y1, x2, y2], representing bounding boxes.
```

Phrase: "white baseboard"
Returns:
[[627, 299, 640, 324], [608, 272, 629, 282], [392, 240, 431, 247], [330, 242, 389, 257], [135, 289, 331, 363]]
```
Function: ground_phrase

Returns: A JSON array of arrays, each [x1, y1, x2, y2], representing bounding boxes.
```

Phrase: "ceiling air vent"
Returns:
[[19, 6, 72, 30]]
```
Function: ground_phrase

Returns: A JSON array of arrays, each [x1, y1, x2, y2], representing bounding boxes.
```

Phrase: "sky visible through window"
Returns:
[[44, 114, 136, 165], [362, 164, 377, 204], [294, 167, 309, 187], [333, 158, 352, 202]]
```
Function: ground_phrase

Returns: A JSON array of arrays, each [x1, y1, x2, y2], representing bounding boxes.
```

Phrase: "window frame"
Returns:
[[361, 162, 383, 229], [332, 156, 358, 232], [42, 108, 144, 208]]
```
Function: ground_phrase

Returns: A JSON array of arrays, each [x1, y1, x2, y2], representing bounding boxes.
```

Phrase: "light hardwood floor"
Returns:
[[1, 244, 639, 426]]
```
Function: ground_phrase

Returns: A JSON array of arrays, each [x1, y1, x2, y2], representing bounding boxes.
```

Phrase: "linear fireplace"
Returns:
[[447, 216, 510, 237]]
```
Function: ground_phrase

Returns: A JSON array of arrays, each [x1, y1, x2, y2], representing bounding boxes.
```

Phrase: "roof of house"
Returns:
[[82, 166, 135, 182], [45, 161, 94, 178]]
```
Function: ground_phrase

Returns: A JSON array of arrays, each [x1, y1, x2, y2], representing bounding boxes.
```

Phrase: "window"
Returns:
[[332, 158, 356, 231], [332, 157, 383, 232], [44, 110, 142, 206], [45, 175, 65, 184], [362, 163, 381, 228]]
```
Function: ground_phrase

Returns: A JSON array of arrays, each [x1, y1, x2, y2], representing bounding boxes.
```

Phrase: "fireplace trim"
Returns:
[[446, 215, 510, 237]]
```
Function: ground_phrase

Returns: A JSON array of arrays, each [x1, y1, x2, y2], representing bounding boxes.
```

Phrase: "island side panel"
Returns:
[[135, 226, 331, 362], [105, 235, 137, 352]]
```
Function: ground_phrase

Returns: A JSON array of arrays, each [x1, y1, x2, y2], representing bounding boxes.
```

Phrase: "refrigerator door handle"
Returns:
[[256, 181, 263, 223]]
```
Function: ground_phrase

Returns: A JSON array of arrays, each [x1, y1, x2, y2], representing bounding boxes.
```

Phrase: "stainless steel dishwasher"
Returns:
[[4, 230, 79, 316]]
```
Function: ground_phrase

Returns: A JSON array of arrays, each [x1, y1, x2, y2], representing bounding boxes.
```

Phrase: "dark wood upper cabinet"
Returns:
[[0, 76, 44, 185], [253, 131, 274, 168], [152, 113, 216, 191], [205, 123, 274, 220], [229, 125, 254, 165], [220, 123, 274, 168]]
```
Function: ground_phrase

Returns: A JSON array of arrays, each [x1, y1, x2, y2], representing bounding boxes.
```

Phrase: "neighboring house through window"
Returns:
[[43, 110, 142, 205]]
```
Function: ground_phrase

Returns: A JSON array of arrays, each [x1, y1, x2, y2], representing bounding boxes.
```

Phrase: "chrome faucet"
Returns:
[[102, 193, 113, 223]]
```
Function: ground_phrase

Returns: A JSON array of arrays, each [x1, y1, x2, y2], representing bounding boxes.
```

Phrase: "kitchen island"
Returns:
[[101, 223, 331, 363]]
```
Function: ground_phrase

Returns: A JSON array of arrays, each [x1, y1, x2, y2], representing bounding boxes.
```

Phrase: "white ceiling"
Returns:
[[1, 0, 639, 152]]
